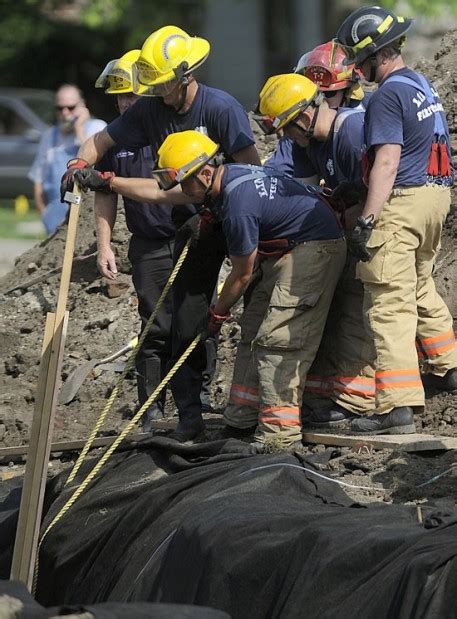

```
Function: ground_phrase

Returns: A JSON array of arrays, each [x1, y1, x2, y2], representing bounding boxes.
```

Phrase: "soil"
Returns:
[[0, 31, 456, 506]]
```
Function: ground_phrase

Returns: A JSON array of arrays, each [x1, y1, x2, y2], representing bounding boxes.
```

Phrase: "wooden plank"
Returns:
[[302, 432, 457, 452], [10, 191, 81, 590], [0, 414, 226, 461]]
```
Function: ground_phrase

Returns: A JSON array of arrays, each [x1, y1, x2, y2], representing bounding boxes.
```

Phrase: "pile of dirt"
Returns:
[[0, 32, 456, 504]]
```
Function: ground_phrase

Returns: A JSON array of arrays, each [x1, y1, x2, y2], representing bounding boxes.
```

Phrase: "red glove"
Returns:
[[60, 158, 89, 202], [206, 305, 230, 337]]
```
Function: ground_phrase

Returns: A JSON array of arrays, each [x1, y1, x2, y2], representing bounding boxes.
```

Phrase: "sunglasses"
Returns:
[[55, 104, 78, 111]]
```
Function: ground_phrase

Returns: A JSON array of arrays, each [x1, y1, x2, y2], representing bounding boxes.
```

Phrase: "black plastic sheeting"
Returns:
[[2, 437, 457, 618], [0, 580, 230, 618]]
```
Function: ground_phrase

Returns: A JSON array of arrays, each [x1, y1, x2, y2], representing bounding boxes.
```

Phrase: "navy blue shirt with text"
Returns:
[[212, 165, 343, 256], [364, 68, 454, 186], [107, 83, 255, 160]]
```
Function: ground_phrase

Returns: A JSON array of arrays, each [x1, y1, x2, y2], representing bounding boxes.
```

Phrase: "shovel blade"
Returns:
[[59, 360, 98, 405]]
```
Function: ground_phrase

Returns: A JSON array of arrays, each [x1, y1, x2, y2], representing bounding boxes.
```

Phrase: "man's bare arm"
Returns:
[[111, 177, 193, 205], [33, 182, 46, 215], [362, 143, 401, 221], [232, 144, 261, 166], [214, 251, 257, 316], [94, 192, 118, 279], [77, 128, 115, 165]]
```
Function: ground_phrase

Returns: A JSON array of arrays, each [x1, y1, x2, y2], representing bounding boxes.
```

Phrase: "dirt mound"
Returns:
[[0, 34, 456, 504]]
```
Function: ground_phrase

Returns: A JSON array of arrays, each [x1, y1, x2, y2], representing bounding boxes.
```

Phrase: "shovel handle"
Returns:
[[97, 337, 138, 365]]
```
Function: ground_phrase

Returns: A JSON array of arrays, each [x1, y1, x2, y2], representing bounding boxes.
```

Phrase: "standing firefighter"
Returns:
[[90, 50, 199, 431], [335, 6, 457, 433], [152, 131, 346, 450], [63, 26, 260, 442]]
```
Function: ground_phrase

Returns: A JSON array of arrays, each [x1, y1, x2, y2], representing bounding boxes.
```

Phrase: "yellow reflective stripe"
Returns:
[[377, 15, 393, 33], [398, 16, 405, 23], [354, 36, 373, 50], [336, 69, 353, 80], [354, 15, 396, 50]]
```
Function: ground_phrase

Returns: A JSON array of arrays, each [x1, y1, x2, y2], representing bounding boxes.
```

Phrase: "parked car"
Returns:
[[0, 88, 54, 199]]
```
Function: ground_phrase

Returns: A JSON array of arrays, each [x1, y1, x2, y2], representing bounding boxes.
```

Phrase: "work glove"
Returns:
[[74, 168, 116, 193], [176, 209, 215, 248], [329, 179, 368, 212], [347, 215, 375, 262], [202, 305, 230, 340], [60, 158, 89, 202]]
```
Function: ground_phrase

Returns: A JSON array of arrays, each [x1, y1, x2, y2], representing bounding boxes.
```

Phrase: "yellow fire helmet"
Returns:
[[132, 25, 210, 96], [153, 130, 219, 190], [254, 73, 323, 135], [95, 49, 146, 94]]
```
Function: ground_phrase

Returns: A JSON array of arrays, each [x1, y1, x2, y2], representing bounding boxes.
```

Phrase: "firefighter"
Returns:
[[91, 50, 216, 431], [62, 25, 260, 442], [295, 40, 369, 109], [224, 73, 375, 433], [335, 6, 457, 433], [152, 130, 346, 450], [268, 39, 371, 177]]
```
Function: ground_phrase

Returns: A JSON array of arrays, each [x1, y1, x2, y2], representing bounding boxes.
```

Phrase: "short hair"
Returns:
[[380, 36, 406, 60]]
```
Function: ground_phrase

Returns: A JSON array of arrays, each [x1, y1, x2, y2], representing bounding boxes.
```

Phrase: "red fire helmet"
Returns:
[[295, 40, 361, 92]]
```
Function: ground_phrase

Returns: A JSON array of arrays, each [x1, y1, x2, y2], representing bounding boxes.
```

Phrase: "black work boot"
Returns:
[[350, 406, 416, 435], [136, 357, 165, 432], [304, 404, 356, 428], [430, 368, 457, 395], [141, 403, 164, 433], [169, 413, 205, 443]]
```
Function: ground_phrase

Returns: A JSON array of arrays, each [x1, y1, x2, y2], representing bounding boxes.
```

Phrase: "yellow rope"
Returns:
[[65, 239, 191, 486], [33, 331, 203, 594]]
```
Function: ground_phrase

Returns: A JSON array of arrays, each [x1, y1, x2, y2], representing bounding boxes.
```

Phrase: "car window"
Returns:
[[21, 96, 55, 125], [0, 104, 30, 136]]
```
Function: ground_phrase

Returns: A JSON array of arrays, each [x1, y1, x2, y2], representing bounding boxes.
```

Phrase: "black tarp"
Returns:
[[2, 437, 457, 618]]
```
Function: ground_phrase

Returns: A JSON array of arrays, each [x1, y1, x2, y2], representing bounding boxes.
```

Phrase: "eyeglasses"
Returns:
[[55, 104, 78, 112]]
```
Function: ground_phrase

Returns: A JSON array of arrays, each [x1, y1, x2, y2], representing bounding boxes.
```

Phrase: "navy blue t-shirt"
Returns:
[[266, 108, 364, 188], [107, 83, 255, 160], [97, 145, 178, 239], [364, 68, 454, 186], [212, 165, 343, 256]]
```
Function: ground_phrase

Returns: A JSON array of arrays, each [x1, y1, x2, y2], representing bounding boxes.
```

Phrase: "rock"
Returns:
[[104, 278, 130, 298], [0, 424, 6, 440], [27, 262, 38, 274]]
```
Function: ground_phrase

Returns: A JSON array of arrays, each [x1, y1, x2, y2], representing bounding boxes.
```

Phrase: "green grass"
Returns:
[[0, 203, 46, 240]]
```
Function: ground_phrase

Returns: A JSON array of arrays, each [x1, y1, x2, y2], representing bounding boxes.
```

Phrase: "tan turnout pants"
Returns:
[[356, 184, 457, 413], [224, 238, 346, 445], [301, 254, 376, 415]]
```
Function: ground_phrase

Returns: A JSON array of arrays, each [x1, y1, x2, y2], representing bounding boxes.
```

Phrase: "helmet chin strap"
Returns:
[[173, 76, 189, 113], [367, 54, 378, 82]]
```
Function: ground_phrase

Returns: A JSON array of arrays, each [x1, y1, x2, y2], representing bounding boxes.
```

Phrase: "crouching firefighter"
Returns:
[[153, 130, 346, 451]]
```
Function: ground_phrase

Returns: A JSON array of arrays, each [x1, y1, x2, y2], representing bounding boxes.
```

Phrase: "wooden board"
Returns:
[[302, 432, 457, 452], [0, 414, 225, 462]]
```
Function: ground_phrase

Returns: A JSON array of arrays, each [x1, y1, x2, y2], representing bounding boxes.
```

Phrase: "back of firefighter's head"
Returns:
[[294, 40, 363, 108], [335, 6, 412, 82], [254, 74, 324, 144], [131, 25, 210, 109], [153, 130, 220, 202], [95, 49, 142, 114]]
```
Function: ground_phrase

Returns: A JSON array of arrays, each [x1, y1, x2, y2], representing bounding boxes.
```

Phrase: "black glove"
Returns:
[[347, 215, 375, 262], [60, 158, 89, 202], [176, 210, 215, 248], [329, 179, 368, 212], [74, 168, 116, 193]]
